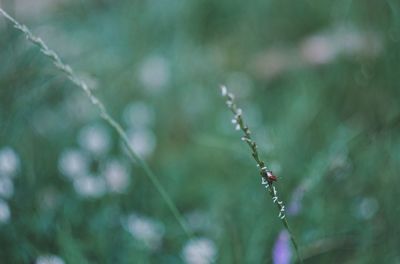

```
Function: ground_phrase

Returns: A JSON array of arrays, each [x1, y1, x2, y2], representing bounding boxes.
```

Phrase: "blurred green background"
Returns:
[[1, 0, 400, 263]]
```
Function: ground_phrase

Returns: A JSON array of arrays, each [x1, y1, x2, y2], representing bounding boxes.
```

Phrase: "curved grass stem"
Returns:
[[0, 8, 192, 239]]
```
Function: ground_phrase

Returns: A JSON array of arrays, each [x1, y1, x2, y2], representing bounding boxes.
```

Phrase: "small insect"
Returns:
[[263, 170, 278, 184]]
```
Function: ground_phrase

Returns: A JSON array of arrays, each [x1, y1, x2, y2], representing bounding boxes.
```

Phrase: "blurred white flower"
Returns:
[[124, 213, 165, 250], [73, 175, 106, 198], [103, 159, 130, 193], [78, 123, 111, 156], [58, 149, 89, 179], [251, 27, 382, 81], [35, 255, 65, 264], [300, 35, 337, 65], [0, 199, 11, 223], [357, 197, 379, 220], [126, 129, 156, 158], [139, 55, 170, 92], [336, 29, 382, 57], [0, 147, 20, 178], [300, 27, 382, 65], [122, 101, 155, 128], [0, 177, 14, 199], [181, 238, 217, 264]]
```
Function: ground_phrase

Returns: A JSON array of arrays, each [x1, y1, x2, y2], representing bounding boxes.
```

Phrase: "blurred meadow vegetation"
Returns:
[[1, 0, 400, 263]]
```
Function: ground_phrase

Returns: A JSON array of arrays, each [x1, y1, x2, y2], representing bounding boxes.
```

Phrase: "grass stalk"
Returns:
[[220, 85, 303, 263], [0, 8, 192, 238]]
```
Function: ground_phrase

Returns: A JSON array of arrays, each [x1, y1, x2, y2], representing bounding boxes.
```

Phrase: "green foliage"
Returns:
[[1, 0, 400, 263]]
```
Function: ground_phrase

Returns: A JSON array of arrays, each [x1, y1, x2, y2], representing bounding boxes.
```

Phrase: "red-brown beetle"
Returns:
[[264, 170, 277, 183]]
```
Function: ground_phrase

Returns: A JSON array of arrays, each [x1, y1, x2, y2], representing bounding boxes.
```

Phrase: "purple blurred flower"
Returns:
[[287, 185, 306, 216], [272, 230, 292, 264]]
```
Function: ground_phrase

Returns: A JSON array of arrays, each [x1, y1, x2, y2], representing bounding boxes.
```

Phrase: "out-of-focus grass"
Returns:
[[1, 0, 400, 263]]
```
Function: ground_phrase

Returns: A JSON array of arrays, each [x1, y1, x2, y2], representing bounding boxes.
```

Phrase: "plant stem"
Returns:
[[220, 85, 303, 263], [0, 8, 192, 239]]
